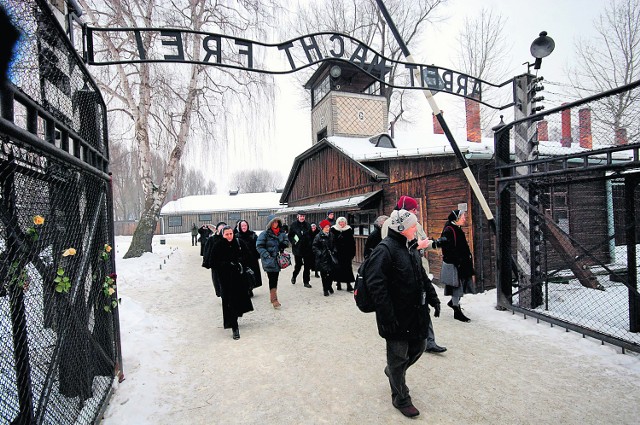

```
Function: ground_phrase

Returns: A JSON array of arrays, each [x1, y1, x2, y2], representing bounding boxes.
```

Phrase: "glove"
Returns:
[[434, 303, 441, 318]]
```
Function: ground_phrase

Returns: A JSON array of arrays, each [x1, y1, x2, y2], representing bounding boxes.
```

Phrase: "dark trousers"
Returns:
[[321, 272, 332, 292], [385, 338, 426, 408], [266, 271, 279, 290], [192, 234, 197, 245], [292, 253, 312, 283]]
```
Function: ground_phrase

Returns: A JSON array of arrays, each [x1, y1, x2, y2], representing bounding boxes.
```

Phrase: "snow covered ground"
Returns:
[[100, 232, 640, 424]]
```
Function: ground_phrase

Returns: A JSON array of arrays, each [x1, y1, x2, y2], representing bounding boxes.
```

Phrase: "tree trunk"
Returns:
[[123, 204, 158, 258]]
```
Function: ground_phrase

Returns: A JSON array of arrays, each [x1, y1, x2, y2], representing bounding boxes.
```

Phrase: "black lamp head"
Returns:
[[530, 31, 555, 70]]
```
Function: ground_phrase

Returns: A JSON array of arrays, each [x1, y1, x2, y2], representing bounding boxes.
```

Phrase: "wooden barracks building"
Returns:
[[277, 60, 497, 291]]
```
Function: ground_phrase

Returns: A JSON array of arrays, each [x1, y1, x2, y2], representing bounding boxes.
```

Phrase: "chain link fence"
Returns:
[[495, 77, 640, 353], [1, 0, 120, 423]]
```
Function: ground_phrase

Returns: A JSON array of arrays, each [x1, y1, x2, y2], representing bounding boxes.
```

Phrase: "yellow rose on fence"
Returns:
[[27, 215, 45, 241]]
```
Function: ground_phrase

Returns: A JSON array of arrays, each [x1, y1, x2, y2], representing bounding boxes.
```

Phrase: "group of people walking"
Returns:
[[194, 195, 476, 420]]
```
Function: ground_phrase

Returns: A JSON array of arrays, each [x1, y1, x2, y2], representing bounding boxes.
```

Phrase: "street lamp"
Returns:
[[530, 31, 555, 70]]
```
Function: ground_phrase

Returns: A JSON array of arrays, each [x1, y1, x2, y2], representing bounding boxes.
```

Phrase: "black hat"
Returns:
[[297, 210, 306, 215], [448, 210, 462, 222]]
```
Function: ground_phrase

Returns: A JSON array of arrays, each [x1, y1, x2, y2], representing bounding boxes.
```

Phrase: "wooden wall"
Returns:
[[288, 148, 380, 203], [285, 144, 497, 291]]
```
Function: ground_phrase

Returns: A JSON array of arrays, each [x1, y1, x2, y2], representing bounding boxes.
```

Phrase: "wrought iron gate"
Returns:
[[0, 1, 121, 423]]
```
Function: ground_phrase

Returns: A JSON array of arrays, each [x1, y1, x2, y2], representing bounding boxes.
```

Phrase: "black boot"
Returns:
[[447, 299, 454, 309], [232, 327, 240, 339], [346, 282, 354, 292], [324, 289, 330, 296], [453, 305, 471, 322], [336, 283, 342, 290]]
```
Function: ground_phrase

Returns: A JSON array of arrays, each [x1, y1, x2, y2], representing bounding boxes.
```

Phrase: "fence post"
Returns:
[[494, 120, 512, 308], [625, 176, 640, 332]]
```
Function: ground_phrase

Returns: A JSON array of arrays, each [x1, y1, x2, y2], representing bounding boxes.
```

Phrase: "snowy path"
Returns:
[[101, 234, 640, 424]]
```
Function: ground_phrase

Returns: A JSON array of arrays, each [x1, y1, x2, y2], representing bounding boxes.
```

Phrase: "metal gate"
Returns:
[[495, 78, 640, 353], [0, 1, 121, 423]]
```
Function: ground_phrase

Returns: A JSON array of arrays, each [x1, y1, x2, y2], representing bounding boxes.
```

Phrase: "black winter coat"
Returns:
[[198, 226, 213, 255], [365, 230, 439, 340], [441, 221, 474, 278], [330, 226, 355, 282], [211, 237, 254, 328], [312, 231, 334, 274], [288, 220, 313, 257], [363, 225, 382, 259], [235, 227, 262, 288]]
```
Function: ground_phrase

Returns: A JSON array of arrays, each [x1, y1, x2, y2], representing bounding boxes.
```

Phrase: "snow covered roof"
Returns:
[[326, 133, 495, 162], [276, 190, 382, 214], [327, 133, 635, 162], [160, 192, 284, 215]]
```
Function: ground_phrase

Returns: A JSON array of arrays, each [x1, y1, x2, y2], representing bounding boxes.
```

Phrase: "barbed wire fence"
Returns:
[[495, 76, 640, 353], [0, 0, 121, 423]]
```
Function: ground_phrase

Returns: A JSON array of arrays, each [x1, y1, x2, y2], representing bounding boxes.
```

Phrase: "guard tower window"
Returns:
[[312, 76, 331, 107]]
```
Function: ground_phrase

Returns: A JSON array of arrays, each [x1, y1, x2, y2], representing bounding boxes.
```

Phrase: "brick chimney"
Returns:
[[537, 120, 548, 141], [433, 112, 444, 135], [616, 128, 628, 145], [578, 108, 592, 149], [465, 97, 481, 143], [561, 103, 572, 147]]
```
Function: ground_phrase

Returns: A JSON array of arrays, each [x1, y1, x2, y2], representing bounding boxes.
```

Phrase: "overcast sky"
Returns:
[[209, 0, 609, 192]]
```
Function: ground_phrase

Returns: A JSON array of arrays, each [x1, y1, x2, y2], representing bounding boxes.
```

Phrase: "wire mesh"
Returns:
[[495, 79, 640, 352], [1, 0, 118, 423]]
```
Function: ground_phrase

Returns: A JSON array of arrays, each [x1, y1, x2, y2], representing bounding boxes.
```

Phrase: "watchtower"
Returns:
[[304, 60, 391, 144]]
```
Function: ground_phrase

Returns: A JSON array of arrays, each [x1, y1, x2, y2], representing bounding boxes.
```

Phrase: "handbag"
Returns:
[[243, 267, 257, 289], [329, 250, 339, 266], [277, 251, 291, 269]]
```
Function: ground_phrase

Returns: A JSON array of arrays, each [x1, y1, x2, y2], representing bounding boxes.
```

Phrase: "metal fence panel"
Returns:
[[1, 0, 120, 423], [495, 79, 640, 353]]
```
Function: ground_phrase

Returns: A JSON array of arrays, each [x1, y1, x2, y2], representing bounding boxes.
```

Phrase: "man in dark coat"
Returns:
[[365, 209, 441, 418], [191, 224, 199, 246], [288, 210, 313, 288]]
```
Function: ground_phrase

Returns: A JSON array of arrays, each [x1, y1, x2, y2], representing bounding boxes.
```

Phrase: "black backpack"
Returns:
[[354, 241, 390, 313]]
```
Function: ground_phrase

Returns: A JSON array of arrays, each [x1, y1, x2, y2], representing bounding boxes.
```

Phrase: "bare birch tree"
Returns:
[[232, 169, 284, 193], [455, 7, 511, 136], [570, 0, 640, 144], [78, 0, 277, 257], [291, 0, 447, 121]]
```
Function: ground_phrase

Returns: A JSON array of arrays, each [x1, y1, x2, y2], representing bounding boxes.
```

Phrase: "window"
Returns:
[[168, 216, 182, 227], [228, 212, 241, 222], [198, 214, 212, 222], [348, 210, 377, 236], [541, 187, 569, 233], [312, 76, 331, 107], [317, 127, 327, 142], [258, 210, 271, 217]]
